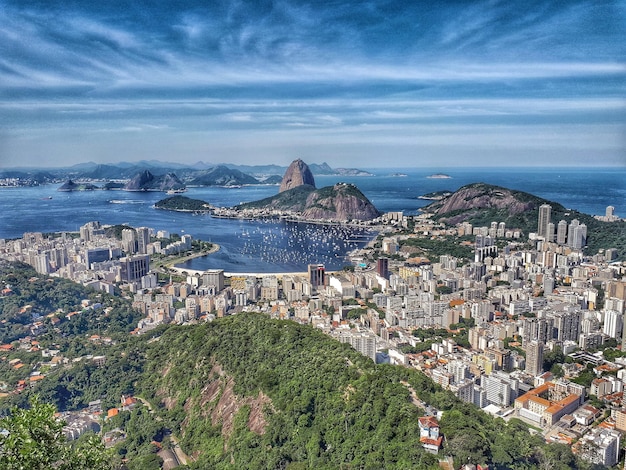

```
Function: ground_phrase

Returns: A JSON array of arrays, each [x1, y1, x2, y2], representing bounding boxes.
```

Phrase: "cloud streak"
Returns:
[[0, 0, 624, 167]]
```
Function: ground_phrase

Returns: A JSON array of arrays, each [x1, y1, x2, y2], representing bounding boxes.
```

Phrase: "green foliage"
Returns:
[[138, 315, 440, 469], [154, 195, 211, 212], [0, 397, 111, 469], [399, 236, 472, 262], [0, 261, 143, 344]]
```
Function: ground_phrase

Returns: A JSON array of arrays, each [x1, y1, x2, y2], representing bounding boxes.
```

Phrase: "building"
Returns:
[[556, 220, 568, 245], [514, 381, 583, 426], [338, 331, 377, 362], [377, 257, 389, 279], [119, 255, 150, 282], [576, 428, 621, 467], [121, 228, 137, 254], [538, 204, 551, 239], [603, 310, 622, 339], [202, 269, 225, 292], [135, 227, 150, 255], [308, 264, 325, 290], [525, 340, 543, 377], [418, 416, 442, 454], [482, 371, 518, 406]]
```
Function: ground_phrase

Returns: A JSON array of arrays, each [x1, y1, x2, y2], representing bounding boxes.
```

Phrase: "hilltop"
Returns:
[[423, 183, 626, 257], [236, 159, 380, 221], [123, 170, 186, 192]]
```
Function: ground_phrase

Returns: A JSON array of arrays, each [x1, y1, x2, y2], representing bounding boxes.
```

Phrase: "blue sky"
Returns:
[[0, 0, 624, 168]]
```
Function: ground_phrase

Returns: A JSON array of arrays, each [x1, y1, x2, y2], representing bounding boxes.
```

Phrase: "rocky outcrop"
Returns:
[[189, 165, 259, 186], [57, 179, 98, 191], [123, 170, 185, 192], [430, 183, 538, 216], [301, 183, 380, 221], [237, 182, 380, 221], [279, 159, 316, 193]]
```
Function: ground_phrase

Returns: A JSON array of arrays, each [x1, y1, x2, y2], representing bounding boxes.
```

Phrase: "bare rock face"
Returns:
[[279, 159, 316, 193], [435, 184, 535, 215]]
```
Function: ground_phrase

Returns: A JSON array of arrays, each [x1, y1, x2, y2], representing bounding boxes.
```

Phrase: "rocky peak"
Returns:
[[279, 159, 316, 193]]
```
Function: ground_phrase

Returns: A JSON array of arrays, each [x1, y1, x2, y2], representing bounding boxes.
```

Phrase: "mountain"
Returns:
[[57, 179, 99, 191], [238, 182, 380, 221], [424, 183, 549, 226], [423, 183, 626, 256], [188, 165, 259, 186], [123, 170, 186, 192], [307, 162, 334, 175], [260, 175, 283, 184], [279, 159, 316, 193], [301, 183, 381, 221], [238, 160, 379, 221]]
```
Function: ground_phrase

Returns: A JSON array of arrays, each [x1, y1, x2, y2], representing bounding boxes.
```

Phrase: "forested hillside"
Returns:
[[137, 314, 578, 470], [0, 261, 584, 469]]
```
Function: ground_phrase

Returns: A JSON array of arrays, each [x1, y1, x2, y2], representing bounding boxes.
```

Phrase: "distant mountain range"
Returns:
[[0, 160, 374, 185]]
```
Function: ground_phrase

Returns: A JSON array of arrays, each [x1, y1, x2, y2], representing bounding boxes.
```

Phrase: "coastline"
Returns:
[[157, 243, 221, 269]]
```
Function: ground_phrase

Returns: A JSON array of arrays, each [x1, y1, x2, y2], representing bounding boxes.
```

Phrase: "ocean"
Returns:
[[1, 167, 624, 273]]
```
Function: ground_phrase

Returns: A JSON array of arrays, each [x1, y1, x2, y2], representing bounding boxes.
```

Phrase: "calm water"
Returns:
[[1, 167, 624, 272]]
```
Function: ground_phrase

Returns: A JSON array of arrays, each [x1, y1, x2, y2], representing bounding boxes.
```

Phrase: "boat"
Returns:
[[166, 188, 187, 194]]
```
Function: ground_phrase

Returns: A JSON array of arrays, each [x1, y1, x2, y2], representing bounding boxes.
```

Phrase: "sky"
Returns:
[[0, 0, 625, 169]]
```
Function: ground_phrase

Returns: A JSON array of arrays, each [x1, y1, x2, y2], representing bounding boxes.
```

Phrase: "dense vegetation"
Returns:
[[154, 195, 212, 212], [399, 235, 474, 262], [0, 261, 592, 469], [0, 397, 111, 469], [237, 184, 314, 210], [135, 314, 582, 469], [0, 262, 142, 344]]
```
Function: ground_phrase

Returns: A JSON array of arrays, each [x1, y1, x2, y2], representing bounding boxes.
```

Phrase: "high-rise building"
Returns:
[[136, 227, 150, 255], [567, 219, 587, 250], [556, 220, 568, 245], [603, 310, 623, 339], [538, 204, 551, 239], [119, 254, 150, 282], [377, 257, 389, 279], [122, 228, 137, 254], [202, 269, 225, 292], [525, 340, 544, 377], [546, 222, 555, 242], [606, 206, 615, 218], [308, 264, 325, 289], [570, 223, 587, 250]]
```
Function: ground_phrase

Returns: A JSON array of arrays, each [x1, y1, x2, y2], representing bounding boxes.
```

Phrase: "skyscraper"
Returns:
[[525, 340, 544, 377], [556, 220, 568, 245], [308, 264, 325, 289], [377, 257, 389, 279], [538, 204, 551, 239], [136, 227, 150, 255], [122, 228, 137, 254]]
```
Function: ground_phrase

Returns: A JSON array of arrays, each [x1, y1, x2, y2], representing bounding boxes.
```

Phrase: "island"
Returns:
[[426, 173, 451, 179], [154, 195, 212, 212], [418, 190, 453, 201]]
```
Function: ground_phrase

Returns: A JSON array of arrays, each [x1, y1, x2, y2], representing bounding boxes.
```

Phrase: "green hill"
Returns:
[[425, 183, 626, 259]]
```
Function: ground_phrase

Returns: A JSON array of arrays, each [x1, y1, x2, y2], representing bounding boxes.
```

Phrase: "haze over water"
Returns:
[[2, 167, 624, 273]]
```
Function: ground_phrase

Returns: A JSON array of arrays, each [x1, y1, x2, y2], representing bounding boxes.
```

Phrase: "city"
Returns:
[[1, 200, 624, 467]]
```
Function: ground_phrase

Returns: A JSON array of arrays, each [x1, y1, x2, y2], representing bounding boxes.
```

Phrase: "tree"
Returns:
[[0, 397, 111, 470]]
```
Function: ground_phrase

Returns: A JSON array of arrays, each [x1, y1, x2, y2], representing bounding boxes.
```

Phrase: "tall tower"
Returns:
[[121, 228, 137, 254], [308, 264, 325, 289], [136, 227, 150, 255], [377, 257, 389, 279], [537, 204, 551, 239], [525, 340, 544, 377], [556, 220, 568, 245]]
